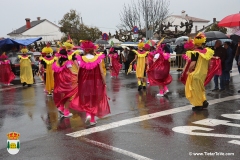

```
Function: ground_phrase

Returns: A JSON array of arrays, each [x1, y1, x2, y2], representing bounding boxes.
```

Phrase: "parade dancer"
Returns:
[[18, 47, 33, 87], [109, 47, 122, 78], [183, 33, 214, 111], [147, 45, 172, 96], [64, 39, 80, 69], [130, 41, 149, 91], [39, 44, 55, 96], [74, 41, 110, 126], [0, 53, 15, 85], [52, 48, 78, 118]]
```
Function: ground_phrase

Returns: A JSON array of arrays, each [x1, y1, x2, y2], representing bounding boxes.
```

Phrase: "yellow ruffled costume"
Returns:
[[40, 46, 55, 94], [133, 49, 149, 78], [18, 48, 33, 84], [185, 33, 214, 106]]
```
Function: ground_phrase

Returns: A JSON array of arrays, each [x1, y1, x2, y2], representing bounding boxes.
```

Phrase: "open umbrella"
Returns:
[[175, 36, 189, 45], [218, 13, 240, 27], [146, 40, 156, 46], [95, 39, 109, 45], [204, 31, 229, 42]]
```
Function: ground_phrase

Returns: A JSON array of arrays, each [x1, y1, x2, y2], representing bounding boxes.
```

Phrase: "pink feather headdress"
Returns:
[[109, 47, 114, 52], [144, 43, 150, 50], [184, 39, 195, 50], [81, 41, 96, 51]]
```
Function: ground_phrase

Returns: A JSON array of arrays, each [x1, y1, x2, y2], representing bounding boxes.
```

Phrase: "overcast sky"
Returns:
[[0, 0, 239, 37]]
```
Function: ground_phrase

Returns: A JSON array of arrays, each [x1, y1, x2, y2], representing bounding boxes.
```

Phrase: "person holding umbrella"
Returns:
[[212, 40, 227, 91]]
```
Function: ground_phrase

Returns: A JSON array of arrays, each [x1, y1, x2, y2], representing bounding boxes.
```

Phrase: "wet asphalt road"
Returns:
[[0, 68, 240, 160]]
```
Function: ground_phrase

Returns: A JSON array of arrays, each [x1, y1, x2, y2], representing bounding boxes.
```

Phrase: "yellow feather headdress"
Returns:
[[42, 43, 53, 54], [194, 32, 206, 45], [21, 46, 28, 54], [138, 41, 144, 49]]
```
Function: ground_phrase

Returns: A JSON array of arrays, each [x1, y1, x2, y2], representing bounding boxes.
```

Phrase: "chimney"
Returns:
[[213, 18, 216, 23], [25, 18, 31, 29], [195, 26, 198, 33], [37, 17, 41, 21]]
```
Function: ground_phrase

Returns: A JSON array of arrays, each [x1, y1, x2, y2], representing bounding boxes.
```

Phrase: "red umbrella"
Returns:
[[218, 13, 240, 27]]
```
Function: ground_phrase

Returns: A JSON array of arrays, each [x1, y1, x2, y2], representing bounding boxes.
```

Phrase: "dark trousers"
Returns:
[[124, 61, 130, 73], [214, 71, 227, 90]]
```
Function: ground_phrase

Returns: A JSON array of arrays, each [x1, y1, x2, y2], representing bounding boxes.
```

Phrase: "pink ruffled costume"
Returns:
[[73, 54, 110, 118], [109, 53, 122, 77]]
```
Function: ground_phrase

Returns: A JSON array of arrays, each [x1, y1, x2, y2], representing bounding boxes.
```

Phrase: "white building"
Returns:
[[7, 17, 63, 42], [164, 12, 210, 34]]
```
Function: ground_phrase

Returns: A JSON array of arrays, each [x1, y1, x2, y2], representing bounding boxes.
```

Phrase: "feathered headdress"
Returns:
[[138, 41, 144, 49], [80, 41, 96, 51], [63, 41, 74, 50], [144, 43, 150, 51], [21, 46, 28, 54], [109, 47, 114, 52], [194, 32, 206, 45], [184, 38, 195, 50], [42, 43, 53, 54]]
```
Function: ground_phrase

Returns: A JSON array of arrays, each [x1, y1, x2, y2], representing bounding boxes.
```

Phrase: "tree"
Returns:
[[119, 0, 170, 37], [59, 9, 101, 44], [205, 23, 227, 34]]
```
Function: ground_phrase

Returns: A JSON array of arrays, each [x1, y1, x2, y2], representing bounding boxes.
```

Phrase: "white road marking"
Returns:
[[228, 140, 240, 146], [221, 114, 240, 120], [66, 95, 240, 138], [172, 126, 240, 139], [82, 138, 152, 160], [193, 118, 240, 128]]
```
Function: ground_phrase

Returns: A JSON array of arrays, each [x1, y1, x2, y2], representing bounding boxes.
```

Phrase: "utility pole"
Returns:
[[145, 0, 148, 40]]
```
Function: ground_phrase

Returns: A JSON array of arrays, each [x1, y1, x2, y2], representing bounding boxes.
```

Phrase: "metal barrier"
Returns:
[[170, 54, 186, 70], [104, 54, 187, 71]]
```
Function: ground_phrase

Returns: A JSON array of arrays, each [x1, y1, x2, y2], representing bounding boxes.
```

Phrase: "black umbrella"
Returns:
[[95, 39, 109, 45], [204, 31, 229, 42], [230, 34, 240, 43]]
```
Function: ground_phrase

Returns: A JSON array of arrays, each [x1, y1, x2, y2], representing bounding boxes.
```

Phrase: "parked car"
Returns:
[[7, 51, 38, 77]]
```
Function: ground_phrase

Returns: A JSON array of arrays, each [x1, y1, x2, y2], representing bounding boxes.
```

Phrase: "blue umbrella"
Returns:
[[0, 38, 16, 47], [12, 37, 42, 46]]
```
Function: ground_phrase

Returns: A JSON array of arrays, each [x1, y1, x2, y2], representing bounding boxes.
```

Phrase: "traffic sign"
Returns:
[[133, 26, 139, 34], [102, 33, 109, 40]]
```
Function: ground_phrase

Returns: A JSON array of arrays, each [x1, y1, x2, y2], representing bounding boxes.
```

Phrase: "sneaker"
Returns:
[[212, 88, 219, 91], [22, 82, 27, 87], [164, 89, 169, 94], [64, 113, 73, 118], [63, 110, 73, 118], [156, 93, 164, 97], [85, 115, 91, 125], [90, 121, 97, 126], [58, 107, 64, 115], [219, 89, 225, 92]]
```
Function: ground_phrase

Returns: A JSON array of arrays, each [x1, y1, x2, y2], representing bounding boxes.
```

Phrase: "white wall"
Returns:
[[164, 16, 209, 34], [9, 20, 63, 41]]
